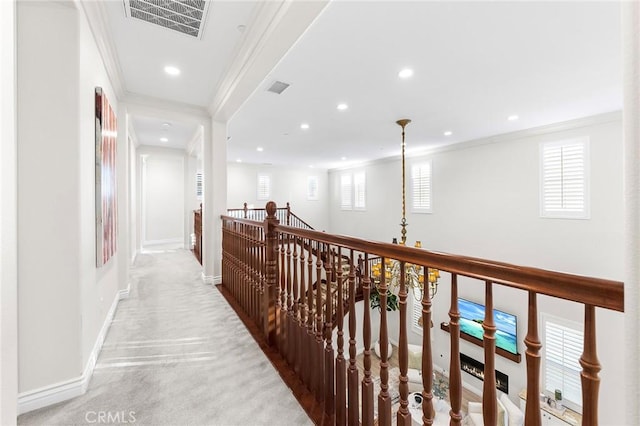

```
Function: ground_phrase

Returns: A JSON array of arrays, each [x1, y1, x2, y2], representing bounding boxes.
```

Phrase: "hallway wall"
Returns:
[[139, 147, 185, 247], [16, 1, 123, 411]]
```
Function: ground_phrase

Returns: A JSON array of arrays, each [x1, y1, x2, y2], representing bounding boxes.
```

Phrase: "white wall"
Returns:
[[77, 4, 123, 375], [227, 163, 330, 231], [0, 0, 18, 422], [138, 147, 185, 247], [328, 113, 625, 422], [16, 1, 123, 410]]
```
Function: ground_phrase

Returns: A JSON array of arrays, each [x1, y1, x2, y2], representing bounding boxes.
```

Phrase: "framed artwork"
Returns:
[[95, 87, 117, 267], [307, 175, 318, 200]]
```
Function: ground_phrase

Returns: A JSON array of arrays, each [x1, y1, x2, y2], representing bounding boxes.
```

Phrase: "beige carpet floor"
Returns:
[[18, 249, 313, 426]]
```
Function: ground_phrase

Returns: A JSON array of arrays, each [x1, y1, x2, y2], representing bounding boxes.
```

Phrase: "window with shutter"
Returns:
[[411, 294, 423, 332], [196, 171, 203, 200], [340, 174, 352, 210], [307, 176, 319, 200], [542, 314, 583, 413], [411, 162, 432, 213], [354, 172, 366, 210], [540, 138, 589, 219], [257, 174, 270, 201]]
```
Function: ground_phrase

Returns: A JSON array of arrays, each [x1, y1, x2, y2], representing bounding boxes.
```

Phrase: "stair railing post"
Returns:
[[286, 201, 291, 225], [264, 201, 279, 345]]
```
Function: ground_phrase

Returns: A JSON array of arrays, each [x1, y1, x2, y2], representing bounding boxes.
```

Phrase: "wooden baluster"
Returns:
[[279, 234, 287, 355], [243, 202, 248, 218], [263, 202, 278, 345], [348, 251, 360, 426], [482, 281, 498, 426], [259, 231, 265, 330], [286, 201, 291, 225], [315, 243, 325, 401], [306, 240, 315, 390], [421, 265, 435, 426], [362, 253, 374, 425], [286, 234, 294, 365], [397, 262, 410, 426], [580, 305, 601, 425], [378, 257, 391, 426], [524, 291, 542, 426], [235, 224, 248, 309], [298, 238, 306, 377], [447, 274, 463, 425], [335, 248, 346, 425], [325, 247, 335, 417]]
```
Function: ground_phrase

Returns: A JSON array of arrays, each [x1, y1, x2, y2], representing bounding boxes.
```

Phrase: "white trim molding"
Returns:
[[17, 290, 122, 414], [202, 272, 214, 285], [213, 275, 222, 285]]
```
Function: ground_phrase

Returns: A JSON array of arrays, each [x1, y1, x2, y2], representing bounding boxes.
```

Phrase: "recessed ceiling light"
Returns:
[[337, 103, 349, 111], [160, 137, 168, 142], [341, 156, 347, 161], [309, 165, 314, 168], [162, 122, 171, 127], [508, 115, 519, 121], [398, 68, 414, 79], [256, 147, 264, 152], [300, 123, 310, 130], [164, 65, 181, 76], [236, 159, 242, 163], [444, 131, 453, 136]]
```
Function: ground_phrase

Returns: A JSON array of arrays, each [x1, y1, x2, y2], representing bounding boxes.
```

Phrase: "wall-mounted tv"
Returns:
[[458, 298, 518, 356]]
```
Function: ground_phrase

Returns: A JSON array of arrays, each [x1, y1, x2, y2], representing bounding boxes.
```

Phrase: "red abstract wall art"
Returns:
[[95, 87, 117, 267]]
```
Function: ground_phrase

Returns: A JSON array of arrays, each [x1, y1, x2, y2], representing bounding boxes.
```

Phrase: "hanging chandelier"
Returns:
[[371, 119, 440, 304]]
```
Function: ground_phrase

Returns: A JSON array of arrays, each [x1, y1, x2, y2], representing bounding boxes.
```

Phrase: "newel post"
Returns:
[[286, 202, 291, 225], [264, 201, 279, 345]]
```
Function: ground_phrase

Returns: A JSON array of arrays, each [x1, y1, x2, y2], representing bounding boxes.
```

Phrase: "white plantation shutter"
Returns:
[[543, 314, 583, 412], [340, 174, 352, 210], [541, 139, 589, 218], [354, 172, 366, 209], [412, 294, 423, 331], [411, 162, 432, 213], [196, 171, 203, 200], [257, 174, 270, 200]]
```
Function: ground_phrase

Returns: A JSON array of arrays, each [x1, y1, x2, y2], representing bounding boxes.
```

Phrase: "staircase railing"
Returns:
[[227, 201, 314, 230], [220, 202, 624, 426]]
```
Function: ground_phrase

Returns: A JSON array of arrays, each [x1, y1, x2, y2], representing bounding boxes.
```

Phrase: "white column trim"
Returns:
[[623, 2, 640, 425], [0, 0, 18, 423]]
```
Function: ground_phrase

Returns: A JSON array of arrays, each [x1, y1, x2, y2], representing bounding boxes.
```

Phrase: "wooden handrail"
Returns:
[[270, 223, 623, 312], [220, 202, 624, 426]]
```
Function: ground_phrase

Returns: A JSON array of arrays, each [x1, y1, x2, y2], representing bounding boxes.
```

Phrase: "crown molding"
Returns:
[[123, 93, 210, 122], [328, 110, 623, 173], [208, 0, 330, 121], [78, 0, 126, 100]]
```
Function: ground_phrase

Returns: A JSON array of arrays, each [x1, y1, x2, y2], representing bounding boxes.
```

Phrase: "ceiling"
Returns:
[[101, 1, 622, 167]]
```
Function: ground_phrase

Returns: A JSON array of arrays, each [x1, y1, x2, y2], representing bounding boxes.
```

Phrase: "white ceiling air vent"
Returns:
[[267, 81, 290, 95], [125, 0, 210, 39]]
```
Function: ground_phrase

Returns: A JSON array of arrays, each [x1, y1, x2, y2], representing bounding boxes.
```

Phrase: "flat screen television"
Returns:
[[458, 298, 518, 356]]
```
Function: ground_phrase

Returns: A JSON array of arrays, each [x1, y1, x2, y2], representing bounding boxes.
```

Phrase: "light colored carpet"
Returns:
[[18, 249, 313, 426]]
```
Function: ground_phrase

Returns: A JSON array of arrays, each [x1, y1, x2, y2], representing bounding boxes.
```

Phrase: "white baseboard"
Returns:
[[118, 282, 131, 300], [17, 289, 122, 414], [202, 272, 214, 284], [213, 275, 222, 285]]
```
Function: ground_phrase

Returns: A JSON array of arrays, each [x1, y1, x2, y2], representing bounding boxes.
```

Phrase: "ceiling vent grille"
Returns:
[[125, 0, 210, 38], [267, 81, 290, 95]]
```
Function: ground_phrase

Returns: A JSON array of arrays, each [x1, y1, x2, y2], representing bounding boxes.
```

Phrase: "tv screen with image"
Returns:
[[458, 298, 518, 356]]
